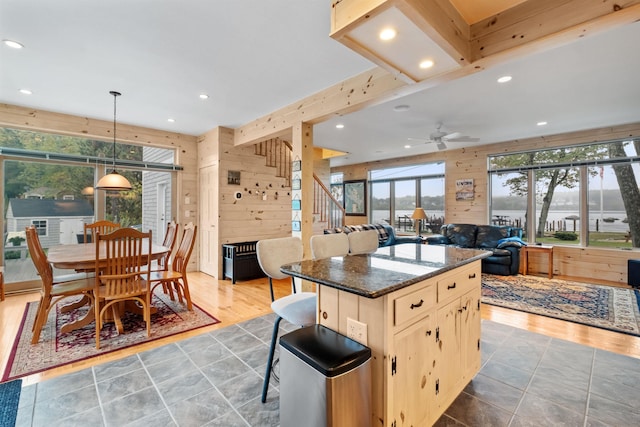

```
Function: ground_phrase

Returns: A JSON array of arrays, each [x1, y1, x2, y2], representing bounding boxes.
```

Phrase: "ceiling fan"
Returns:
[[409, 123, 480, 150]]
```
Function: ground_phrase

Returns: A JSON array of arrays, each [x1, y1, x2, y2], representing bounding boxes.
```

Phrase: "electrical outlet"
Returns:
[[347, 317, 368, 346]]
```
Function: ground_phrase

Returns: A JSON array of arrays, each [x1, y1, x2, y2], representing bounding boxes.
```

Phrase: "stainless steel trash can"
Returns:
[[279, 324, 371, 427]]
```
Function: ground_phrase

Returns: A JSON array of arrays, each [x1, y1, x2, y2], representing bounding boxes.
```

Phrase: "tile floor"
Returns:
[[14, 314, 640, 426]]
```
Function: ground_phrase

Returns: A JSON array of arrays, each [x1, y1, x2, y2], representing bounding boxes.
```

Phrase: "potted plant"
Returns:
[[8, 236, 25, 246]]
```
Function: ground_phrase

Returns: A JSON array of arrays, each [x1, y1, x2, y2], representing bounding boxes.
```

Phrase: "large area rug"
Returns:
[[482, 274, 640, 337], [2, 288, 220, 382]]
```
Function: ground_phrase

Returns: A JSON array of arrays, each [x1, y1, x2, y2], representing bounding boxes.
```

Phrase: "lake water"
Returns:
[[372, 210, 630, 233]]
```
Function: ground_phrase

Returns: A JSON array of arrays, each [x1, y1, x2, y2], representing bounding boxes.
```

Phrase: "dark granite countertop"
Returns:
[[280, 244, 491, 298]]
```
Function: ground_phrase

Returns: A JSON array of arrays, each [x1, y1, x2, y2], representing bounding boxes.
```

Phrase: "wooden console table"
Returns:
[[522, 245, 554, 278]]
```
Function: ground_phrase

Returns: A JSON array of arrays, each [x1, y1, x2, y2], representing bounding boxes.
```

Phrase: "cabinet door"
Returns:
[[434, 298, 461, 410], [392, 313, 435, 427], [460, 287, 482, 379]]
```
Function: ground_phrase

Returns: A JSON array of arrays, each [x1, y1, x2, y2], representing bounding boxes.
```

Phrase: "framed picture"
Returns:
[[344, 180, 367, 216], [292, 160, 301, 172], [292, 199, 301, 210], [292, 220, 301, 232], [227, 170, 241, 185], [292, 179, 301, 190], [455, 178, 474, 201]]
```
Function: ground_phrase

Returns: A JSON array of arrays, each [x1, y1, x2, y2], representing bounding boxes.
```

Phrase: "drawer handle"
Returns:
[[447, 282, 457, 290], [469, 273, 476, 279], [410, 299, 424, 309]]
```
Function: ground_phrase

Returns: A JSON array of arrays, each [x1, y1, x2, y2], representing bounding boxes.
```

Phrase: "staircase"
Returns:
[[254, 139, 345, 231]]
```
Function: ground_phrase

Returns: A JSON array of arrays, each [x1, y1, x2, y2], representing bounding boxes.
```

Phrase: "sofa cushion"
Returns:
[[443, 224, 477, 248], [476, 225, 510, 249]]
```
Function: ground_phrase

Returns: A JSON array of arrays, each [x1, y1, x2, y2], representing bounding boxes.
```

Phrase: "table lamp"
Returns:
[[411, 207, 428, 236]]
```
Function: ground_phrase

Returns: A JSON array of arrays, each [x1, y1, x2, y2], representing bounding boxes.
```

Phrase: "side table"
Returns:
[[522, 245, 553, 278]]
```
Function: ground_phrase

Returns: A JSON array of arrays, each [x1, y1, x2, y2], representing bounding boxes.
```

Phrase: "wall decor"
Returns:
[[228, 170, 241, 185], [456, 178, 474, 200], [292, 159, 301, 172], [292, 179, 301, 190], [292, 220, 301, 231], [292, 199, 301, 210], [344, 179, 367, 216]]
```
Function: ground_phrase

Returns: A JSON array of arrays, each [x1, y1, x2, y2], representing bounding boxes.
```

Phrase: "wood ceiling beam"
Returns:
[[470, 0, 640, 61]]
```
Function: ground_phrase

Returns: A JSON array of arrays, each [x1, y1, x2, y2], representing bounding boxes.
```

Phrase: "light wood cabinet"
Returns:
[[317, 260, 482, 427]]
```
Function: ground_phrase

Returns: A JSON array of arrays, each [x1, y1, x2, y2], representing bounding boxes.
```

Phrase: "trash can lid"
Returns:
[[279, 324, 371, 377]]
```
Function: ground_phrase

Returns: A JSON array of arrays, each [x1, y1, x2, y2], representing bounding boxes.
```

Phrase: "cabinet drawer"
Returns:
[[437, 264, 480, 303], [394, 285, 436, 326]]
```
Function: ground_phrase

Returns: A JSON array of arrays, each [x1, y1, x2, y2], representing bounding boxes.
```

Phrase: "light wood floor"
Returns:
[[2, 272, 639, 387]]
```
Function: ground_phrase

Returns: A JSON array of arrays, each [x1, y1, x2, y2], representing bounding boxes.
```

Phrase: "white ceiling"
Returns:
[[1, 1, 639, 167]]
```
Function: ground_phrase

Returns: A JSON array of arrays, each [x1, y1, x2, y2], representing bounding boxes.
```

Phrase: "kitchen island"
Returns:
[[281, 244, 491, 427]]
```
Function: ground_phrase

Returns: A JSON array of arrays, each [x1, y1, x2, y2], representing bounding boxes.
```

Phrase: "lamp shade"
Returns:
[[411, 207, 428, 220], [95, 171, 132, 191]]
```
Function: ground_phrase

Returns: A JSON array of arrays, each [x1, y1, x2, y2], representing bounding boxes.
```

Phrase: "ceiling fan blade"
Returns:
[[443, 131, 461, 139]]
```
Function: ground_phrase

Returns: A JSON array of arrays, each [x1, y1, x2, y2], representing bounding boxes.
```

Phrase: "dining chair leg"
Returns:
[[31, 296, 51, 344], [262, 316, 282, 403], [179, 277, 193, 310], [31, 296, 45, 332]]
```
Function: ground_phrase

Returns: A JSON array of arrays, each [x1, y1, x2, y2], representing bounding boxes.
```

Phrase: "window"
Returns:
[[31, 220, 47, 236], [370, 163, 445, 235], [1, 127, 179, 285], [489, 139, 640, 247]]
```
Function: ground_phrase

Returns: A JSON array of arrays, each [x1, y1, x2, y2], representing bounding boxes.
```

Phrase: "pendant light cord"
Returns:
[[109, 91, 121, 170]]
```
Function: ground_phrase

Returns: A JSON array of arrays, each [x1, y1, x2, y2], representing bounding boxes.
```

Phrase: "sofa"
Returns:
[[324, 223, 422, 247], [426, 224, 525, 275]]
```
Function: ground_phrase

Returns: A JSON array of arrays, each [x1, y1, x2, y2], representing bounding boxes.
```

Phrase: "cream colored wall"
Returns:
[[332, 122, 640, 284]]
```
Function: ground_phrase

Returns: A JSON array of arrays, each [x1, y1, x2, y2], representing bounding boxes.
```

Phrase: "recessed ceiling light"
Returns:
[[199, 94, 209, 100], [3, 39, 23, 49], [419, 59, 434, 69], [497, 75, 512, 83], [335, 124, 344, 129], [537, 121, 548, 126], [393, 104, 410, 112], [379, 28, 397, 41], [404, 144, 411, 149], [19, 89, 32, 95], [167, 118, 176, 123]]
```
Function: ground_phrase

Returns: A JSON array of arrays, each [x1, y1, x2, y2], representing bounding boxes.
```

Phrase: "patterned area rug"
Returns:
[[482, 274, 640, 336], [2, 288, 220, 381]]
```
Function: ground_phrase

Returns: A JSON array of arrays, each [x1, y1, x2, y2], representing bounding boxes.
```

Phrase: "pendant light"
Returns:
[[95, 90, 132, 191]]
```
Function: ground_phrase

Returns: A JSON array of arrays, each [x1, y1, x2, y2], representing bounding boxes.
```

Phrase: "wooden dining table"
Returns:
[[48, 241, 170, 334]]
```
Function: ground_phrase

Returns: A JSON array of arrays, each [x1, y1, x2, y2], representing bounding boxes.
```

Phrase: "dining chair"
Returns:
[[94, 228, 152, 349], [256, 236, 316, 403], [310, 233, 349, 260], [149, 222, 196, 310], [25, 226, 94, 344], [156, 221, 179, 272], [83, 220, 120, 244], [348, 230, 379, 255]]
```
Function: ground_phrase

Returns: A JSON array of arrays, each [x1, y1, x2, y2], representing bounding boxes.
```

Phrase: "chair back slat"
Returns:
[[84, 220, 120, 244], [96, 228, 151, 299]]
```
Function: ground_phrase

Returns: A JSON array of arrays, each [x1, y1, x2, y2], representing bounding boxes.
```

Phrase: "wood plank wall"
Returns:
[[332, 121, 640, 284], [198, 127, 293, 279], [0, 104, 199, 291]]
